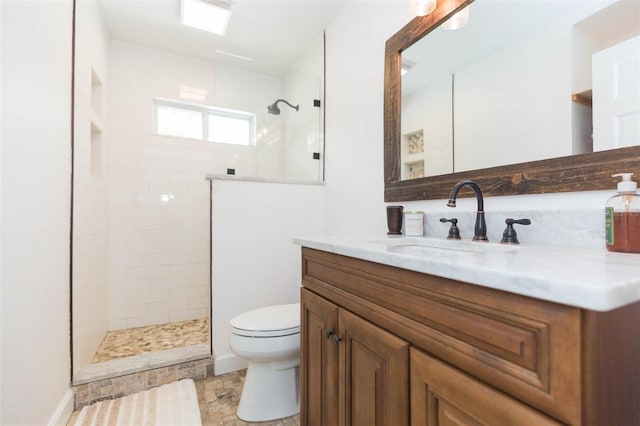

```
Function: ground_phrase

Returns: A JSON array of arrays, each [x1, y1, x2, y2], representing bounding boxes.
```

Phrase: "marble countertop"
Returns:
[[294, 235, 640, 312]]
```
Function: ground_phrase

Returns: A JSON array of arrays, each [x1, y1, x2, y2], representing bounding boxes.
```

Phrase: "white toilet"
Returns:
[[229, 303, 301, 422]]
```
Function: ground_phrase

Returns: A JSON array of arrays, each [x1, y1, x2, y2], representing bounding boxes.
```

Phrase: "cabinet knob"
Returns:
[[325, 330, 342, 343]]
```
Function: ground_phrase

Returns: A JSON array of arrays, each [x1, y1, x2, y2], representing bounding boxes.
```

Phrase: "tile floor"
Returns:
[[196, 370, 300, 426], [92, 318, 209, 363], [76, 319, 299, 424], [69, 369, 300, 426]]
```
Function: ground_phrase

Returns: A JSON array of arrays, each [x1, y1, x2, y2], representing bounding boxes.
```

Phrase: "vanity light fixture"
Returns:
[[415, 0, 437, 17], [181, 0, 231, 36], [442, 6, 469, 30]]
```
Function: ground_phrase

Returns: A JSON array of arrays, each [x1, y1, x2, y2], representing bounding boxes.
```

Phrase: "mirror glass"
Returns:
[[398, 0, 640, 181], [71, 0, 332, 382]]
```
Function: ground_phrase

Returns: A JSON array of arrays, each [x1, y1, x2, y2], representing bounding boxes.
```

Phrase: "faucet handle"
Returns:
[[440, 218, 461, 240], [501, 218, 531, 244]]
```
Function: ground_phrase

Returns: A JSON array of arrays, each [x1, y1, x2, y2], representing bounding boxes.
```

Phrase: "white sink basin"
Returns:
[[368, 237, 516, 255]]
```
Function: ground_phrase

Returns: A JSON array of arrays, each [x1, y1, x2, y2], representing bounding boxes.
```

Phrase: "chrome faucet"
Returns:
[[446, 180, 488, 241]]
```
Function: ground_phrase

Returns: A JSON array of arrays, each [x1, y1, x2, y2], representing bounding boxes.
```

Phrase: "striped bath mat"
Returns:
[[73, 379, 201, 426]]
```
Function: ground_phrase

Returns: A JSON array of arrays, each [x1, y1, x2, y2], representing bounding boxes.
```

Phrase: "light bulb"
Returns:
[[415, 0, 436, 17], [442, 6, 469, 30]]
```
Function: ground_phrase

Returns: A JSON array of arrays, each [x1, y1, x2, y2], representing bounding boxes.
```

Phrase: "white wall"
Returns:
[[323, 1, 619, 242], [0, 1, 73, 424], [72, 0, 110, 376], [454, 27, 573, 171], [1, 0, 4, 417], [324, 1, 412, 237], [211, 180, 325, 374]]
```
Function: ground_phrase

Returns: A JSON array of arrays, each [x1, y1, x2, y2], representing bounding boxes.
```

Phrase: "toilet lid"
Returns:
[[230, 303, 300, 337]]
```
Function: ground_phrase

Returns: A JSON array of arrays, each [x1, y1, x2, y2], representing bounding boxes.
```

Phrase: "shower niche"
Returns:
[[71, 0, 326, 385]]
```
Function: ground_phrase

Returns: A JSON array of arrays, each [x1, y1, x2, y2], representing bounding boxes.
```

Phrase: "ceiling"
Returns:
[[96, 0, 347, 75]]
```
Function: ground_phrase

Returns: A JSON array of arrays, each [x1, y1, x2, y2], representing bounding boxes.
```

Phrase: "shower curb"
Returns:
[[72, 356, 215, 409]]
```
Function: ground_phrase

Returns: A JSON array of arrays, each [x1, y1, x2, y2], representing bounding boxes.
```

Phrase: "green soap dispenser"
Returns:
[[605, 173, 640, 253]]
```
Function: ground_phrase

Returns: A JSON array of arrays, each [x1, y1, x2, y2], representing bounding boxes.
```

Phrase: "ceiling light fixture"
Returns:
[[442, 6, 469, 30], [181, 0, 231, 36]]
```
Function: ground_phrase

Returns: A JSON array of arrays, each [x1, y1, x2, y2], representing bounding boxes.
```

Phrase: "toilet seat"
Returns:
[[230, 303, 300, 338]]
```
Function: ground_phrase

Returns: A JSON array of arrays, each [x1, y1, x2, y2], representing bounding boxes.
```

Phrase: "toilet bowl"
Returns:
[[229, 303, 300, 422]]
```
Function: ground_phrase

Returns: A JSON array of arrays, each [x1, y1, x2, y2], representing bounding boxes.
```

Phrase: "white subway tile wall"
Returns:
[[76, 25, 322, 340], [105, 41, 285, 329]]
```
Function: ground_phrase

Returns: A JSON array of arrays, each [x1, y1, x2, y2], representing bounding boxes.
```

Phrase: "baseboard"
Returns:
[[48, 389, 75, 426], [214, 352, 248, 375]]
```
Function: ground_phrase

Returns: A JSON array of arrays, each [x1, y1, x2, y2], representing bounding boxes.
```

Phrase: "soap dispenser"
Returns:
[[605, 173, 640, 253]]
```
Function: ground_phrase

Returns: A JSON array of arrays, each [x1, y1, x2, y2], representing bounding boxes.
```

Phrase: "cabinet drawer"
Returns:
[[411, 348, 561, 426], [302, 248, 581, 424]]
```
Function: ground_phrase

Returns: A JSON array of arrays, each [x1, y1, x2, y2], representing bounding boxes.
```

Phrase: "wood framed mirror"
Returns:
[[384, 0, 640, 202]]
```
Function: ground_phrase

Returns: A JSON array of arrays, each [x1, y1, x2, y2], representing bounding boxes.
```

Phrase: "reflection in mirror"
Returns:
[[71, 0, 328, 382], [400, 0, 640, 181], [385, 0, 640, 201]]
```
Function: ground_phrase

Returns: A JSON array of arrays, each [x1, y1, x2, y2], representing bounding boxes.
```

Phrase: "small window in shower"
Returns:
[[154, 98, 255, 145], [156, 103, 204, 139], [208, 111, 253, 145]]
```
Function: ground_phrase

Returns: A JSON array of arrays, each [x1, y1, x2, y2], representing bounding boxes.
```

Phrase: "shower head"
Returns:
[[267, 99, 299, 115], [267, 102, 281, 115]]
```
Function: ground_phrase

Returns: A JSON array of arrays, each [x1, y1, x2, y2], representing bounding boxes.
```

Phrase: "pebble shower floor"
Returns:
[[92, 317, 209, 363]]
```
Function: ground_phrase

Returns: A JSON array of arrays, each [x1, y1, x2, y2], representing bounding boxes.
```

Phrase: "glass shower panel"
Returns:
[[250, 70, 323, 181]]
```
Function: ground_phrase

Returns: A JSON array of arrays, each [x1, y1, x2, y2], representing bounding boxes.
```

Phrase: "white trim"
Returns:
[[47, 390, 75, 426], [214, 352, 248, 376], [206, 174, 325, 186]]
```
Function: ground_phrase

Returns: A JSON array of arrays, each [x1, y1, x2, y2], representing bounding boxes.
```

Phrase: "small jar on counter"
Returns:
[[404, 211, 424, 236]]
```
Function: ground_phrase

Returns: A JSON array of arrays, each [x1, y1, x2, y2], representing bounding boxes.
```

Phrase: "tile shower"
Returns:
[[72, 1, 324, 410], [72, 1, 215, 390]]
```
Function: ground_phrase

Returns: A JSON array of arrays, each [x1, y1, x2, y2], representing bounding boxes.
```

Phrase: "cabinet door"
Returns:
[[339, 309, 409, 426], [301, 288, 339, 426], [410, 348, 561, 426]]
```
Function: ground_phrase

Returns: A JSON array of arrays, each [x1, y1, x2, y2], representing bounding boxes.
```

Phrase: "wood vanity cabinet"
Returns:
[[301, 288, 409, 426], [299, 247, 640, 426]]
